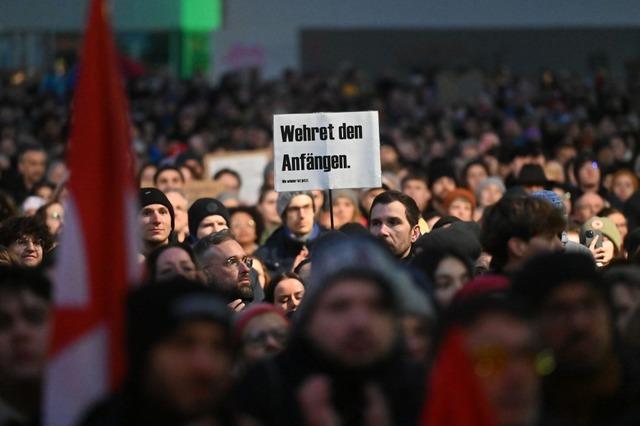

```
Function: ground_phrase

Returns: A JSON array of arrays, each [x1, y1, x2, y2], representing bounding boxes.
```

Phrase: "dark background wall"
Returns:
[[301, 28, 640, 77]]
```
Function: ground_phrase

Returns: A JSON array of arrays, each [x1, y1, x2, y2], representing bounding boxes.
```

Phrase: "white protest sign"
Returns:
[[273, 111, 381, 192], [204, 149, 271, 205]]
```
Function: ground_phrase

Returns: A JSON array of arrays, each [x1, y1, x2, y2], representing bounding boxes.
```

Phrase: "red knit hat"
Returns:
[[443, 188, 477, 211], [452, 274, 510, 305], [233, 303, 289, 343]]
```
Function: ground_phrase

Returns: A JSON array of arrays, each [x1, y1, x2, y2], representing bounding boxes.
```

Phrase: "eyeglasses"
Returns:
[[15, 237, 44, 248], [223, 256, 253, 269], [244, 328, 289, 347], [470, 345, 555, 378]]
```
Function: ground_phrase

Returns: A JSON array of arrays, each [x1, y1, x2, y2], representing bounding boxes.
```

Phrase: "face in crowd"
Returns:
[[431, 176, 456, 204], [196, 215, 228, 239], [272, 277, 305, 314], [154, 247, 198, 282], [43, 202, 64, 237], [464, 312, 539, 426], [230, 211, 258, 248], [200, 238, 253, 301], [538, 281, 612, 372], [577, 161, 601, 191], [285, 194, 315, 237], [402, 178, 430, 212], [8, 235, 45, 267], [369, 200, 420, 258], [433, 255, 470, 307], [332, 196, 358, 229], [258, 189, 281, 227], [165, 191, 189, 238], [140, 203, 172, 247], [240, 311, 290, 365], [18, 149, 47, 187], [214, 171, 241, 194], [573, 192, 605, 225], [145, 319, 233, 419], [0, 274, 51, 390], [447, 197, 474, 222], [305, 277, 397, 368], [155, 169, 184, 192]]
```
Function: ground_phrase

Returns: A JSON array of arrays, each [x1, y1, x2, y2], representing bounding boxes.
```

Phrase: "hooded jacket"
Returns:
[[235, 238, 433, 426]]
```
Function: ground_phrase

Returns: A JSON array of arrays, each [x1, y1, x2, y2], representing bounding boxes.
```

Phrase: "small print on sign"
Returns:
[[273, 111, 381, 192]]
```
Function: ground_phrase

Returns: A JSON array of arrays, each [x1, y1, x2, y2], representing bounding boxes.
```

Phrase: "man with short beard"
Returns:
[[1, 144, 47, 205], [194, 230, 263, 311], [512, 252, 640, 425], [236, 238, 432, 426], [427, 158, 457, 216]]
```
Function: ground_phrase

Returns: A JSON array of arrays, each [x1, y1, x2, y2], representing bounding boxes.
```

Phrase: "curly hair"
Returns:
[[0, 216, 53, 252]]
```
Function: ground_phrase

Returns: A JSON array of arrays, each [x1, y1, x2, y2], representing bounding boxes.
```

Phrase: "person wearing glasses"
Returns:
[[234, 303, 290, 370], [194, 229, 264, 311], [429, 275, 542, 426], [256, 191, 327, 276], [34, 201, 65, 242], [0, 216, 52, 267]]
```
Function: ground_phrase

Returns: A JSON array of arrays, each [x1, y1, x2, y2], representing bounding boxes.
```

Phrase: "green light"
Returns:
[[181, 0, 221, 32]]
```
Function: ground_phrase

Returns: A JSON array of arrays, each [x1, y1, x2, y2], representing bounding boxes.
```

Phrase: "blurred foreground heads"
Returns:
[[0, 267, 51, 425], [236, 237, 433, 426], [434, 276, 540, 426], [81, 278, 236, 426], [234, 303, 290, 370], [512, 252, 640, 425]]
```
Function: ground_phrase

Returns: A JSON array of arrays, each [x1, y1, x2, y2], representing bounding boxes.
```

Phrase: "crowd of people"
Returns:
[[0, 65, 640, 425]]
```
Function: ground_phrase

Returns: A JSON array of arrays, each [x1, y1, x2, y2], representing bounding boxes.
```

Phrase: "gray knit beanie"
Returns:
[[276, 191, 315, 218]]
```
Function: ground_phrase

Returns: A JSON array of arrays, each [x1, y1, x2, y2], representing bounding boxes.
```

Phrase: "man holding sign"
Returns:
[[255, 191, 326, 275], [264, 111, 382, 274]]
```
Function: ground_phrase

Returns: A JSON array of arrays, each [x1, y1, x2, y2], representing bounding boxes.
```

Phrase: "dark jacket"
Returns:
[[255, 224, 327, 275], [79, 389, 238, 426], [0, 172, 32, 206], [540, 349, 640, 426], [234, 337, 425, 426], [237, 237, 432, 426]]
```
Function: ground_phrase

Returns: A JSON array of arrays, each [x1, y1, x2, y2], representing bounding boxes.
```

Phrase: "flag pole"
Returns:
[[329, 189, 334, 230]]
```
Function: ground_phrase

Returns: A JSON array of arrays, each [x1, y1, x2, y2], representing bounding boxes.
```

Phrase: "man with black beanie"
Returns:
[[187, 197, 230, 241], [80, 278, 237, 426], [139, 188, 175, 257]]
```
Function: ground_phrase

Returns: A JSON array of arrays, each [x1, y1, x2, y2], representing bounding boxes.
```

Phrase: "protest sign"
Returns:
[[273, 111, 381, 192], [204, 149, 271, 205]]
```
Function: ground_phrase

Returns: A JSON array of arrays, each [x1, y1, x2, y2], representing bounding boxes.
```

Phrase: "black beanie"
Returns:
[[126, 278, 232, 377], [139, 187, 175, 231], [188, 197, 230, 238]]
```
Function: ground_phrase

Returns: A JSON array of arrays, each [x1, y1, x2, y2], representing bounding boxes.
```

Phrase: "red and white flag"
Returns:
[[44, 0, 141, 425]]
